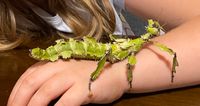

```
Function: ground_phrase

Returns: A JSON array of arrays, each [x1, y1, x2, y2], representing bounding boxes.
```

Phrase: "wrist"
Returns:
[[112, 60, 131, 93]]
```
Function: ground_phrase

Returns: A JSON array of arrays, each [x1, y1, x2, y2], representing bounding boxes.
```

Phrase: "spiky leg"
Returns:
[[127, 53, 137, 88], [88, 49, 111, 97], [171, 53, 179, 82], [154, 42, 179, 82], [127, 63, 133, 88]]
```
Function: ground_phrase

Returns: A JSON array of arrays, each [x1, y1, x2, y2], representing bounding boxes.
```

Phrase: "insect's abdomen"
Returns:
[[31, 38, 109, 61], [71, 40, 108, 60]]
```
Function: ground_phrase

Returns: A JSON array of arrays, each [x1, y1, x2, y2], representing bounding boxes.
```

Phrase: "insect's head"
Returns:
[[147, 19, 165, 34]]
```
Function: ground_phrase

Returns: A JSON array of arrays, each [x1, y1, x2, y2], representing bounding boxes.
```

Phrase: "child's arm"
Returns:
[[124, 0, 200, 92], [126, 16, 200, 93], [125, 0, 200, 29]]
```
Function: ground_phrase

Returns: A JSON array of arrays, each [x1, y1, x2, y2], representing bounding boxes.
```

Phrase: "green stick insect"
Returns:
[[30, 19, 179, 96]]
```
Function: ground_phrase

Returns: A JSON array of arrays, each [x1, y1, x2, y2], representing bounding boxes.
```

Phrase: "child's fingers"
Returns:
[[7, 62, 46, 106], [9, 63, 64, 106], [55, 83, 91, 106], [27, 72, 74, 106]]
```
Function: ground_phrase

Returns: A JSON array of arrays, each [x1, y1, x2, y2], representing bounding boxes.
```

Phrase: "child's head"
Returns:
[[0, 0, 116, 51]]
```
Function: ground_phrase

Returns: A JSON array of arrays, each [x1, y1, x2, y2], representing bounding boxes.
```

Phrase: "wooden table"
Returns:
[[1, 49, 200, 106]]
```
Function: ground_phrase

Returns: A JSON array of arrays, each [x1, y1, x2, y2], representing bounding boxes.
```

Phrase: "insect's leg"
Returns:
[[127, 53, 137, 88], [88, 49, 111, 97], [171, 53, 179, 82], [127, 63, 133, 88], [154, 42, 179, 83]]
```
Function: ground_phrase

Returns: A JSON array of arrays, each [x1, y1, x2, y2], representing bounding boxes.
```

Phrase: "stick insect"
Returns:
[[30, 19, 179, 96]]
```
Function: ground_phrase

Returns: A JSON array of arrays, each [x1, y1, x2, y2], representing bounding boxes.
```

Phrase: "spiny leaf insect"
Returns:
[[30, 19, 178, 96]]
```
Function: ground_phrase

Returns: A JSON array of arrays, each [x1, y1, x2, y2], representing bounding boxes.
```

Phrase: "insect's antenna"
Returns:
[[153, 14, 167, 34], [153, 10, 163, 25], [109, 34, 116, 42], [151, 11, 167, 31]]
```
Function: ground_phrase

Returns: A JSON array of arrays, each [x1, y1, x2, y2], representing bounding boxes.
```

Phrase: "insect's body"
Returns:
[[30, 19, 178, 95], [31, 37, 145, 62]]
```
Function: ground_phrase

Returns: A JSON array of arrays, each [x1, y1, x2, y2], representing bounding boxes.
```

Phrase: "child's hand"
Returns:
[[8, 59, 129, 106]]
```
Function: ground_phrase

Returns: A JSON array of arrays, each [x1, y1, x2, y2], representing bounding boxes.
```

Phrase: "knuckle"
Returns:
[[29, 95, 46, 106], [32, 83, 58, 102], [55, 101, 65, 106], [29, 97, 42, 105], [55, 99, 68, 106], [40, 85, 54, 97], [22, 76, 38, 88], [29, 88, 53, 105]]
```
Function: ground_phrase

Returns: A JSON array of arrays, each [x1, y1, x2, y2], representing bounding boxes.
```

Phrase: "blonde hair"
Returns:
[[0, 0, 116, 51]]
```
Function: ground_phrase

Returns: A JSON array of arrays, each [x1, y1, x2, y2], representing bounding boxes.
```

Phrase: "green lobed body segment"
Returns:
[[31, 37, 148, 62]]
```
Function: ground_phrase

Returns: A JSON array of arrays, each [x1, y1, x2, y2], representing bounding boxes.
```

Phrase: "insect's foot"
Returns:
[[88, 79, 93, 98], [171, 71, 175, 83], [88, 90, 93, 98], [129, 81, 132, 89]]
